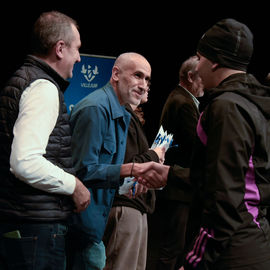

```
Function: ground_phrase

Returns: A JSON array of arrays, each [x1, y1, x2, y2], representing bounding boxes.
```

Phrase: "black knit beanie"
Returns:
[[197, 18, 253, 71]]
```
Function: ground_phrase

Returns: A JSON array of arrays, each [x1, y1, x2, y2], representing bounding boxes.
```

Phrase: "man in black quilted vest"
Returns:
[[0, 11, 90, 270]]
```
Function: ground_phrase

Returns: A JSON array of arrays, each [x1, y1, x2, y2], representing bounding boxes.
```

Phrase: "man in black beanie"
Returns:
[[134, 18, 270, 270], [181, 18, 270, 269], [197, 18, 253, 71]]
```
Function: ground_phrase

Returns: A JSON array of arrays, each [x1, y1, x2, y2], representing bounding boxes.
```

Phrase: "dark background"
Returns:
[[2, 4, 269, 141]]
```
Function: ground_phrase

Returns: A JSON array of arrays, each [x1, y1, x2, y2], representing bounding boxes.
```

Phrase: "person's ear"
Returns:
[[55, 40, 65, 59], [111, 65, 120, 82], [212, 62, 219, 71], [187, 70, 194, 83]]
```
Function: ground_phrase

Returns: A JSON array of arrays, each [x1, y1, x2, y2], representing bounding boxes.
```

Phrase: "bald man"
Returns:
[[66, 52, 153, 270]]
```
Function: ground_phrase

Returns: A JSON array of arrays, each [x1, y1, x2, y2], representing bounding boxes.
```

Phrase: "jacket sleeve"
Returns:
[[124, 106, 160, 164], [127, 148, 159, 164], [167, 165, 191, 189], [185, 98, 255, 268], [124, 128, 159, 164]]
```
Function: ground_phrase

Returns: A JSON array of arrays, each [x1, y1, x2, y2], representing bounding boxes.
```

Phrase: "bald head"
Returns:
[[114, 52, 151, 72], [110, 52, 151, 106]]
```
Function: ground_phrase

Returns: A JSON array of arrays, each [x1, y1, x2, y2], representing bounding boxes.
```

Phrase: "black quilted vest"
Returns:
[[0, 55, 75, 222]]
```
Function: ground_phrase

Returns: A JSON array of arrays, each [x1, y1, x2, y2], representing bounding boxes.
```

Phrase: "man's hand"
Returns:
[[153, 146, 166, 164], [124, 182, 148, 199], [71, 177, 91, 213], [133, 161, 170, 188]]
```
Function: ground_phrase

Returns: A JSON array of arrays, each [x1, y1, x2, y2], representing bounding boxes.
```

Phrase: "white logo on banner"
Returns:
[[80, 64, 99, 88]]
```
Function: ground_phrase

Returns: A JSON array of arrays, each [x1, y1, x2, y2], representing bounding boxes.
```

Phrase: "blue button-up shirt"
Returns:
[[69, 82, 130, 242]]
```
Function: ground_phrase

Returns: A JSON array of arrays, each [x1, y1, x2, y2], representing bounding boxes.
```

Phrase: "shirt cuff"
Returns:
[[60, 173, 76, 195]]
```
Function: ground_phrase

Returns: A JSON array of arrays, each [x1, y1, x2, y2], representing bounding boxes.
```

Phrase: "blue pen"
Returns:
[[169, 144, 178, 148], [132, 181, 136, 197]]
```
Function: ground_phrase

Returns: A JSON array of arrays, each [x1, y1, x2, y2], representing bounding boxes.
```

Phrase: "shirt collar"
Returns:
[[104, 82, 130, 120], [180, 84, 200, 109]]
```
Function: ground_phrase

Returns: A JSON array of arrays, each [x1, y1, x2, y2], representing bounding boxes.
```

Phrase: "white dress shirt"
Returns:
[[10, 79, 76, 195], [182, 85, 200, 109]]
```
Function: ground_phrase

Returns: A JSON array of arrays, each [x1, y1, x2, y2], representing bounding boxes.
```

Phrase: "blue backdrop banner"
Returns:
[[64, 53, 116, 113]]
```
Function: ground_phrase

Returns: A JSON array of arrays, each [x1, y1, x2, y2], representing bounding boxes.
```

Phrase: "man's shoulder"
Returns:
[[76, 87, 109, 108], [165, 87, 194, 108]]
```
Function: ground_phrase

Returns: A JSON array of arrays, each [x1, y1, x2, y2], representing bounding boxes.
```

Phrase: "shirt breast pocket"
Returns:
[[100, 138, 116, 163]]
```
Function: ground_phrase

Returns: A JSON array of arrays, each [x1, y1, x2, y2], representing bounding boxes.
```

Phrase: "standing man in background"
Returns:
[[0, 11, 90, 270], [147, 55, 204, 270]]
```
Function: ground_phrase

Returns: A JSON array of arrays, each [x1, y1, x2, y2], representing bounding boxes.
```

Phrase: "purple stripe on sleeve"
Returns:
[[193, 229, 213, 267], [186, 227, 214, 267], [244, 155, 260, 228], [197, 112, 207, 146], [186, 228, 204, 263]]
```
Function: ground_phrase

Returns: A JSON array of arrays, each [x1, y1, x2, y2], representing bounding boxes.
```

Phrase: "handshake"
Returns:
[[120, 161, 170, 190], [119, 126, 174, 194]]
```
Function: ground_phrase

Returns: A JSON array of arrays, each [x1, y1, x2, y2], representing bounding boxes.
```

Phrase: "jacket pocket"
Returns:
[[103, 139, 116, 155]]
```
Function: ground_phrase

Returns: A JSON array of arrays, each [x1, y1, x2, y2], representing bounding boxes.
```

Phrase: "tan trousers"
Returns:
[[103, 206, 148, 270]]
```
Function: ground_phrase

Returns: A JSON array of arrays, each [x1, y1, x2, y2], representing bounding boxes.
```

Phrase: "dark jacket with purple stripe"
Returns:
[[184, 73, 270, 269]]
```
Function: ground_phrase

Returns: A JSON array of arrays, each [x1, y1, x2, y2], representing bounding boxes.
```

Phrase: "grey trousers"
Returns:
[[103, 206, 148, 270]]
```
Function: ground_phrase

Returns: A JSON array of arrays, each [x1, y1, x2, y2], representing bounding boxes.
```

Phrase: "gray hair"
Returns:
[[179, 55, 199, 82], [31, 10, 79, 56]]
